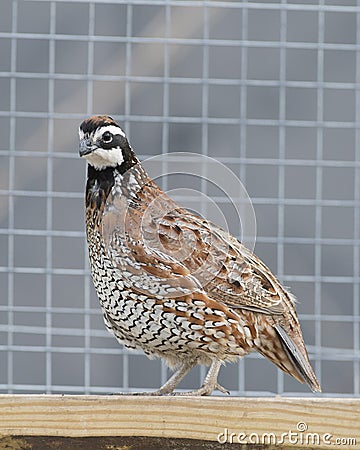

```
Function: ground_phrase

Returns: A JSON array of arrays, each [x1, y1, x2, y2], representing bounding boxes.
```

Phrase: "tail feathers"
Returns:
[[275, 325, 321, 393]]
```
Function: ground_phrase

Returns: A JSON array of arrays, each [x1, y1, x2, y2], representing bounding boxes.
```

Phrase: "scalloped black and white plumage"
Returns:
[[79, 115, 321, 395]]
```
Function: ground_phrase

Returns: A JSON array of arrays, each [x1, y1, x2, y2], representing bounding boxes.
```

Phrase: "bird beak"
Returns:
[[79, 139, 97, 157]]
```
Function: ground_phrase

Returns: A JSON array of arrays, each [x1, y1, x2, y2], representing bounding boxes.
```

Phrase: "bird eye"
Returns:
[[102, 131, 113, 143]]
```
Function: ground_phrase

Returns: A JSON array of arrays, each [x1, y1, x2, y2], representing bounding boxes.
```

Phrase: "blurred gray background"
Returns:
[[0, 0, 359, 396]]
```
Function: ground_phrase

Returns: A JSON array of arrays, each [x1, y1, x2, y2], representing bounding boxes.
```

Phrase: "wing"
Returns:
[[206, 223, 286, 314], [101, 173, 287, 314], [152, 211, 286, 315]]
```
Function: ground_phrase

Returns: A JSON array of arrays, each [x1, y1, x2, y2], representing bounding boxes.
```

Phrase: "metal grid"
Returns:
[[0, 0, 359, 396]]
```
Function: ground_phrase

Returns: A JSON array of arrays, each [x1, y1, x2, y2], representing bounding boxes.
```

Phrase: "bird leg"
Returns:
[[172, 360, 229, 396], [114, 359, 228, 396], [119, 360, 196, 396], [152, 360, 197, 395]]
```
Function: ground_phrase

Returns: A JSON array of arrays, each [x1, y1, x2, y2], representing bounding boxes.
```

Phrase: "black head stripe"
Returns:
[[101, 133, 128, 150]]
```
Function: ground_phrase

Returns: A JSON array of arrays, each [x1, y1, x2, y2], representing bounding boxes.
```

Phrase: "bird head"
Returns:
[[79, 115, 137, 171]]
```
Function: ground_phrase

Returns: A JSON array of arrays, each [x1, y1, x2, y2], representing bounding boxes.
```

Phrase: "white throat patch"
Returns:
[[84, 147, 124, 170]]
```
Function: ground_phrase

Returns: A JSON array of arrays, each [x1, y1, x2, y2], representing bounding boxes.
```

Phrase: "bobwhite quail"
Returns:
[[79, 115, 321, 395]]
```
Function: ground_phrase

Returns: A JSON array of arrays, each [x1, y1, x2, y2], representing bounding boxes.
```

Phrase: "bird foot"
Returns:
[[109, 382, 229, 397], [170, 382, 229, 396], [110, 390, 166, 396]]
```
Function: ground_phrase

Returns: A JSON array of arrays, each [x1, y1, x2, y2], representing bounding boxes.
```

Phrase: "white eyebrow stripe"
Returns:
[[93, 125, 126, 141]]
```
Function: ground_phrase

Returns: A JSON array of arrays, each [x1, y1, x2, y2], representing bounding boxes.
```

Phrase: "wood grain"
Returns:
[[0, 395, 359, 449]]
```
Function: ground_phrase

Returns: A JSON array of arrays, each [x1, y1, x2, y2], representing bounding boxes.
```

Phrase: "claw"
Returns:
[[216, 383, 230, 395]]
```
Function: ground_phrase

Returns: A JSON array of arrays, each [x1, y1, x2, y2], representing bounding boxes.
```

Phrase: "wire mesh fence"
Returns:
[[0, 0, 359, 396]]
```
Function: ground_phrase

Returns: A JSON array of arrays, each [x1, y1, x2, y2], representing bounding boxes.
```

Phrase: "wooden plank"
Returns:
[[0, 395, 359, 449]]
